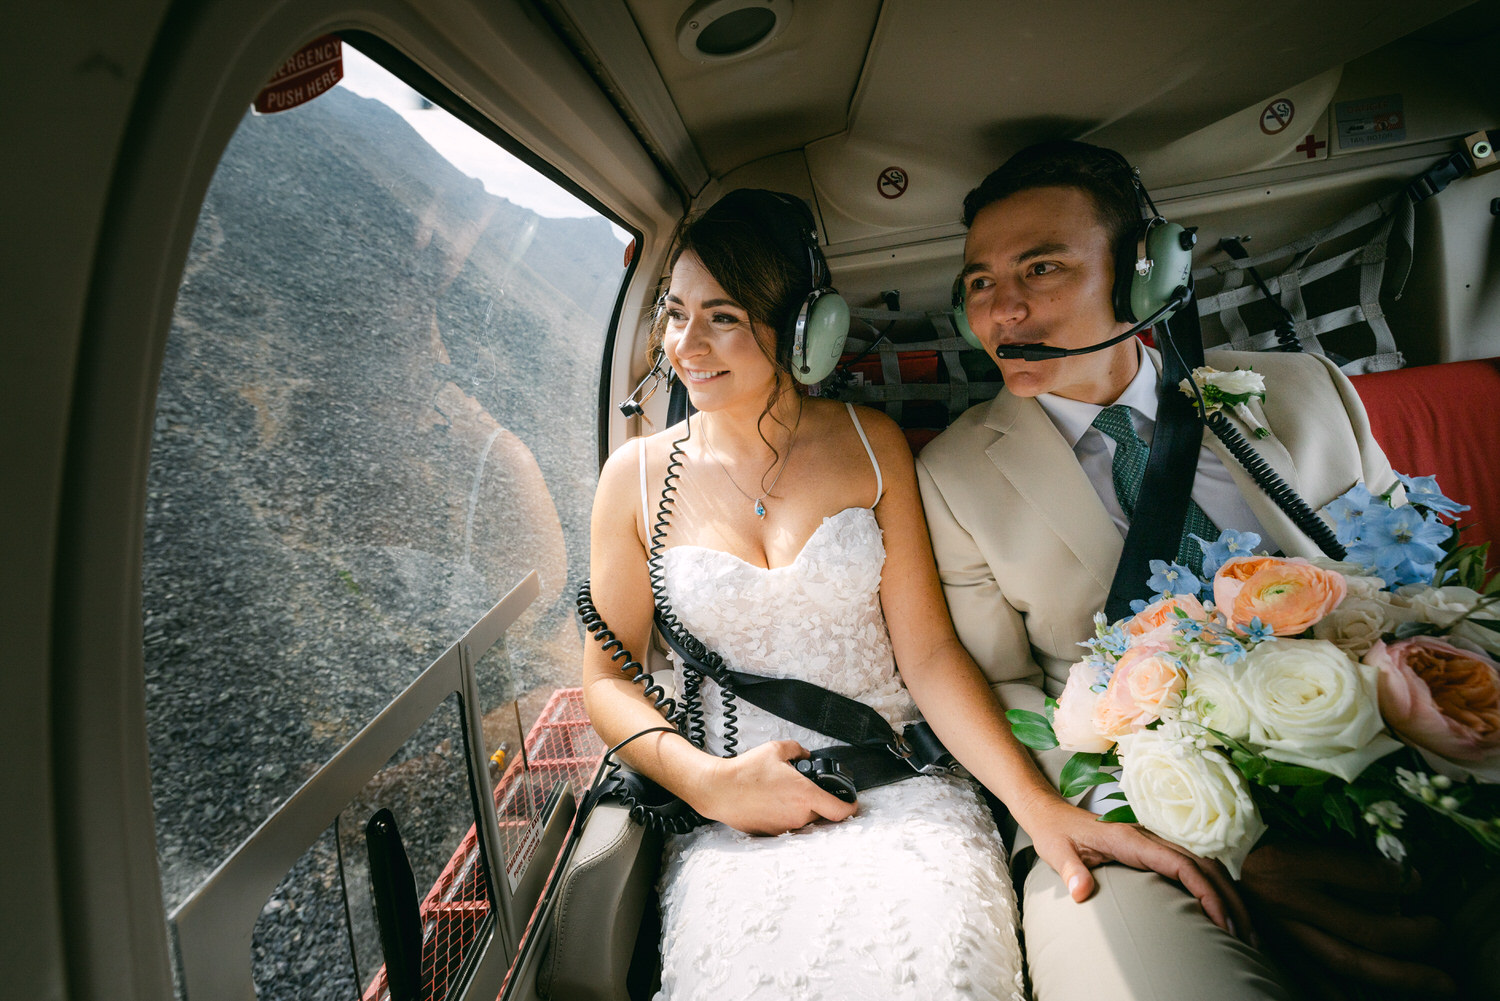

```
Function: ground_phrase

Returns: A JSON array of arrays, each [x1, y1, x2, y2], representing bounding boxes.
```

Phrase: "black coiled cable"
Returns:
[[573, 415, 748, 833], [575, 578, 678, 722], [576, 577, 707, 834], [646, 417, 740, 757], [1205, 412, 1347, 560]]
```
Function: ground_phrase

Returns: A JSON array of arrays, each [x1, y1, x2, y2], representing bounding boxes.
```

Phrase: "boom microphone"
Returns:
[[992, 286, 1190, 361]]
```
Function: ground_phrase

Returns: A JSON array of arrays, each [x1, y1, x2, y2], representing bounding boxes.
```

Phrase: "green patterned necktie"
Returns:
[[1092, 404, 1218, 577]]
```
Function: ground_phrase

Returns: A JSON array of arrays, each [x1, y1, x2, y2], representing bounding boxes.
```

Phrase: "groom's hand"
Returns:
[[1025, 797, 1255, 942], [1239, 842, 1456, 999]]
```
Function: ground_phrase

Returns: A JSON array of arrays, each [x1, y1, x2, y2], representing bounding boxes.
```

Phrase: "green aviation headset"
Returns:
[[949, 154, 1196, 354], [714, 189, 850, 385]]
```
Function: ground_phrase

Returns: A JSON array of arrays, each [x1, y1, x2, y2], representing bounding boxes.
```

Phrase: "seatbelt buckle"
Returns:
[[890, 723, 957, 776]]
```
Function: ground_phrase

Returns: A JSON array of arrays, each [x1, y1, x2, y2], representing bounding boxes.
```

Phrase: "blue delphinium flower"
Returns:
[[1129, 598, 1149, 614], [1327, 483, 1378, 546], [1192, 529, 1262, 581], [1394, 472, 1469, 520], [1174, 617, 1207, 639], [1210, 633, 1248, 664], [1345, 504, 1450, 585], [1148, 560, 1202, 597], [1239, 617, 1275, 644]]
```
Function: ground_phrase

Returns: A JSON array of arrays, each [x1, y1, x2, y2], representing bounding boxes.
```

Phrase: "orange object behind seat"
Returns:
[[1350, 358, 1500, 568]]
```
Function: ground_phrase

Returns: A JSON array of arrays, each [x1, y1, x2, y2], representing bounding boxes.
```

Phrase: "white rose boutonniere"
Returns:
[[1180, 365, 1270, 438]]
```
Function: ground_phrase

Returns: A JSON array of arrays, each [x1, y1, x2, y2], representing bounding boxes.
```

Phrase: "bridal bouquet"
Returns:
[[1008, 473, 1500, 877]]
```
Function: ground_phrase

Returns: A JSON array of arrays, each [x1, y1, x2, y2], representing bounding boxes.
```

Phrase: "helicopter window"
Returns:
[[143, 37, 629, 995]]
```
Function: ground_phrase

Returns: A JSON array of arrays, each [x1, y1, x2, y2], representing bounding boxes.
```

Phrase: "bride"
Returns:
[[582, 189, 1243, 999]]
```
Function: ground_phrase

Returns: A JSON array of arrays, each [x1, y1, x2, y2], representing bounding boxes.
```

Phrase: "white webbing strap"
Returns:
[[836, 309, 1002, 419], [1193, 190, 1413, 374]]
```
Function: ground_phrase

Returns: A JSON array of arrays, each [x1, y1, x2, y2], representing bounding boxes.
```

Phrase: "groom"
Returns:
[[916, 140, 1454, 999]]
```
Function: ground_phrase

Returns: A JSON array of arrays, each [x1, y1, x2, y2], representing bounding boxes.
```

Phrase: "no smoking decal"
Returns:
[[877, 166, 908, 199], [1260, 98, 1295, 136]]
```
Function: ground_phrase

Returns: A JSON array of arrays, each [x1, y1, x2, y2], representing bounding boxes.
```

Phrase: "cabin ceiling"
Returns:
[[547, 0, 1488, 246]]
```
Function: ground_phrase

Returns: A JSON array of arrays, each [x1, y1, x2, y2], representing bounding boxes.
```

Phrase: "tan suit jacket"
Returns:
[[916, 348, 1398, 792]]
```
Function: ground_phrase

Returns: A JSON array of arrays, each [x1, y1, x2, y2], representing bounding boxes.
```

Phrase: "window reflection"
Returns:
[[144, 39, 623, 926]]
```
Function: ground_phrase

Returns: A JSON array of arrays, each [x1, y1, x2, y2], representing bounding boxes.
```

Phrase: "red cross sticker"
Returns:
[[1296, 134, 1326, 159]]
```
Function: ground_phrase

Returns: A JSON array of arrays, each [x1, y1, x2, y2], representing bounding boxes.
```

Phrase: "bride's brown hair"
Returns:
[[648, 190, 816, 467]]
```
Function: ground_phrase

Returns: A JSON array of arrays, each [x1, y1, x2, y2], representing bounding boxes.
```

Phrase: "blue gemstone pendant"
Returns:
[[754, 499, 766, 518]]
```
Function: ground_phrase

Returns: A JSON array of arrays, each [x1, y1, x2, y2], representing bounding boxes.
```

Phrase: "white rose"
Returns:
[[1239, 639, 1401, 781], [1053, 661, 1114, 753], [1397, 584, 1500, 656], [1202, 367, 1265, 396], [1179, 656, 1252, 742], [1118, 724, 1266, 877], [1312, 590, 1414, 658]]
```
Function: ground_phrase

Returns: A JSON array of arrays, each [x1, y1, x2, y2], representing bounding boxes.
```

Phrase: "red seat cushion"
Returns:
[[1350, 358, 1500, 568]]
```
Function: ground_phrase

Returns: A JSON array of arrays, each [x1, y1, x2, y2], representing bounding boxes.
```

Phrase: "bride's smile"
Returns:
[[661, 250, 784, 419]]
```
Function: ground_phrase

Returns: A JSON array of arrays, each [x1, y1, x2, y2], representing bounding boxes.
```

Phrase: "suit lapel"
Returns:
[[984, 391, 1123, 591], [1202, 396, 1318, 556]]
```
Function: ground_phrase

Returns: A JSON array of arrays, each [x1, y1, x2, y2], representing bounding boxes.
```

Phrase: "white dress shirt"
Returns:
[[1034, 338, 1270, 546]]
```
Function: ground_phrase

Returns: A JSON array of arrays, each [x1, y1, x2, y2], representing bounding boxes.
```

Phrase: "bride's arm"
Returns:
[[859, 410, 1249, 937], [581, 438, 857, 836]]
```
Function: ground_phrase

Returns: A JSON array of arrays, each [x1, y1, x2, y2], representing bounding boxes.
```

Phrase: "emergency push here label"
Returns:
[[254, 35, 343, 115]]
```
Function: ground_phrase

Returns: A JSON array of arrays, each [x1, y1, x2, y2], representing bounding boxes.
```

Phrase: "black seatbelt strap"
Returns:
[[653, 611, 956, 788], [1102, 302, 1207, 621]]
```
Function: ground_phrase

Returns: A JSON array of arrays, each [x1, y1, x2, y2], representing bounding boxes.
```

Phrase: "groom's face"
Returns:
[[960, 185, 1138, 405]]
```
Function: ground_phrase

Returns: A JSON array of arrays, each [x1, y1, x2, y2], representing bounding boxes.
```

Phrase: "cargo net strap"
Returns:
[[836, 307, 1000, 425], [1191, 189, 1413, 375]]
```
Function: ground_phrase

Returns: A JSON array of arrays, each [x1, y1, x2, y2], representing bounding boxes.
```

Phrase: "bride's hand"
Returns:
[[691, 740, 859, 836], [1025, 796, 1255, 943]]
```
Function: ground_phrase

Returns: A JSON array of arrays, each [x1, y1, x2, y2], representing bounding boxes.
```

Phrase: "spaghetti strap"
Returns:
[[845, 402, 884, 507], [638, 438, 650, 531]]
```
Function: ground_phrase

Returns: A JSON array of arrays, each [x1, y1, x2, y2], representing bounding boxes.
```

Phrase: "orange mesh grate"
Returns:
[[361, 687, 603, 1001]]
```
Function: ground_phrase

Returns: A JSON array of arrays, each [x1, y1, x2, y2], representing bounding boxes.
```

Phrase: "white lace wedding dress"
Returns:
[[649, 476, 1026, 1000]]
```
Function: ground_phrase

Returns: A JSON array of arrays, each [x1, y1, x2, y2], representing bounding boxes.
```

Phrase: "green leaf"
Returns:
[[1098, 804, 1138, 824], [1006, 708, 1050, 728], [1325, 792, 1358, 838], [1231, 750, 1268, 779], [1059, 752, 1114, 798], [1100, 750, 1120, 768], [1007, 709, 1059, 750], [1292, 784, 1327, 817], [1259, 764, 1335, 787]]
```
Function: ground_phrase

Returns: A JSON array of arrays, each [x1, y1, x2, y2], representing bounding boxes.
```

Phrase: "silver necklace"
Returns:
[[700, 406, 802, 518]]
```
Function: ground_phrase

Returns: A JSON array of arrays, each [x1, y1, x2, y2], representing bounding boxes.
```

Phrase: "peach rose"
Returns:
[[1216, 556, 1347, 636], [1053, 662, 1115, 753], [1127, 593, 1209, 638], [1093, 645, 1185, 738], [1212, 556, 1266, 612], [1368, 638, 1500, 775]]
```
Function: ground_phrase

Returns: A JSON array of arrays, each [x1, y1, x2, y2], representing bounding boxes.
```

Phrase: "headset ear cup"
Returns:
[[792, 291, 851, 384], [1130, 220, 1194, 325], [1114, 219, 1148, 322], [949, 275, 986, 350]]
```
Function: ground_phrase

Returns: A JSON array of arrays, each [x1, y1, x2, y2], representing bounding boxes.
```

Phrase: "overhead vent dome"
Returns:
[[676, 0, 791, 61]]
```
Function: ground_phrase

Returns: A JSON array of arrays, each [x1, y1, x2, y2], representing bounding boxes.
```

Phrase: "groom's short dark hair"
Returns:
[[962, 140, 1140, 253]]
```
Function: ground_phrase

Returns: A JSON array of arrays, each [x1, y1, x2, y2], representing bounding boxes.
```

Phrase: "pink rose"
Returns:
[[1054, 662, 1114, 753], [1126, 593, 1208, 639], [1368, 638, 1500, 770], [1214, 556, 1347, 636], [1093, 645, 1184, 738]]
